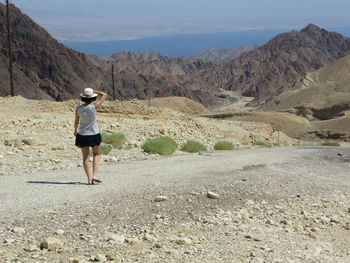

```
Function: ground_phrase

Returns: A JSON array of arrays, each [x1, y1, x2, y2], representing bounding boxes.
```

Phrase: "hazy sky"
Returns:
[[7, 0, 350, 41]]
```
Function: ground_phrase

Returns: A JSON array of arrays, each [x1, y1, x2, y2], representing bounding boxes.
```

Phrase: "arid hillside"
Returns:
[[262, 55, 350, 120], [0, 4, 217, 104], [188, 24, 350, 106], [0, 3, 106, 100], [0, 96, 296, 176]]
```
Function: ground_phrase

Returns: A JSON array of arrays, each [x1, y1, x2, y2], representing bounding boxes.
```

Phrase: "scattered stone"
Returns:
[[22, 139, 39, 146], [319, 216, 331, 223], [207, 191, 220, 199], [94, 254, 107, 262], [344, 223, 350, 230], [4, 239, 14, 244], [175, 238, 192, 245], [143, 234, 157, 242], [265, 219, 275, 225], [330, 216, 340, 223], [280, 219, 291, 225], [107, 234, 125, 243], [24, 245, 40, 252], [4, 139, 22, 147], [40, 237, 63, 251], [155, 195, 168, 202], [55, 229, 65, 235], [125, 238, 140, 245], [12, 227, 25, 234]]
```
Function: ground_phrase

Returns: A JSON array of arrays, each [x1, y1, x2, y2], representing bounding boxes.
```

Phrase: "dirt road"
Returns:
[[1, 146, 350, 263]]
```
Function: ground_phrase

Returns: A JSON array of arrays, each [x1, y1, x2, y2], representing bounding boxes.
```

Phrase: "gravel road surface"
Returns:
[[1, 146, 350, 263]]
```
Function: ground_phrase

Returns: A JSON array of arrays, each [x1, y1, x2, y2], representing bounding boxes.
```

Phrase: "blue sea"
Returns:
[[63, 27, 350, 58]]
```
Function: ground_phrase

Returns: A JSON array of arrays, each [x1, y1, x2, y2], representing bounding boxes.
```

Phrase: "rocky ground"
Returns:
[[0, 96, 295, 177], [1, 96, 349, 263], [0, 147, 350, 263]]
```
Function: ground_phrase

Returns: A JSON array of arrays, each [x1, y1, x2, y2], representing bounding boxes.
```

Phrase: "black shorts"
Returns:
[[75, 133, 102, 148]]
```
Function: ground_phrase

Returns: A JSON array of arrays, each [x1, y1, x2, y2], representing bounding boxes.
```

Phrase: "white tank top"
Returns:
[[77, 104, 100, 135]]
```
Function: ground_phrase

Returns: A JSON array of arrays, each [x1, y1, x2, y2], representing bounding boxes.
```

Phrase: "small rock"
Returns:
[[337, 152, 343, 156], [107, 234, 125, 243], [95, 254, 107, 262], [280, 219, 290, 225], [24, 245, 40, 252], [40, 237, 63, 251], [175, 238, 192, 245], [265, 219, 275, 225], [106, 254, 117, 261], [207, 191, 220, 199], [22, 139, 39, 146], [319, 216, 331, 223], [4, 239, 14, 244], [125, 238, 140, 245], [330, 216, 340, 223], [344, 223, 350, 230], [55, 229, 65, 236], [12, 227, 25, 234], [154, 195, 168, 202], [143, 234, 157, 242]]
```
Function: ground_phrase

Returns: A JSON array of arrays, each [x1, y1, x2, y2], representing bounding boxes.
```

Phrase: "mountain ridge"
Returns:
[[187, 24, 350, 106]]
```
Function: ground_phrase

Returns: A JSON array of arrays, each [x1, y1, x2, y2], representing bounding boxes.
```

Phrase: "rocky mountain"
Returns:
[[262, 55, 350, 120], [0, 4, 216, 103], [88, 51, 218, 104], [189, 24, 350, 106], [193, 46, 257, 64], [0, 3, 106, 100]]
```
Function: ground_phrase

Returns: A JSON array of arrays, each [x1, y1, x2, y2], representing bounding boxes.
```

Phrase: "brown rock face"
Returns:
[[89, 51, 216, 103], [0, 4, 105, 100], [0, 4, 216, 104], [190, 24, 350, 106]]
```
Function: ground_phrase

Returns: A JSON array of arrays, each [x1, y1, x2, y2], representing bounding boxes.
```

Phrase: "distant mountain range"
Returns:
[[2, 3, 350, 110], [193, 45, 258, 64]]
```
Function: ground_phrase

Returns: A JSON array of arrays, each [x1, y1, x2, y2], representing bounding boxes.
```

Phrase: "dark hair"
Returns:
[[81, 96, 97, 104]]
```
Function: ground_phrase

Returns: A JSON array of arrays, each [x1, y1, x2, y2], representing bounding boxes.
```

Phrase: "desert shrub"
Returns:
[[101, 133, 126, 148], [321, 142, 340, 147], [181, 140, 207, 153], [142, 136, 178, 155], [89, 144, 112, 156], [251, 141, 267, 146], [214, 141, 234, 150], [100, 144, 112, 155]]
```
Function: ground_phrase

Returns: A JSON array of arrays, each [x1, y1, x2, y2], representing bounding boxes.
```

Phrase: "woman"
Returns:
[[74, 88, 107, 185]]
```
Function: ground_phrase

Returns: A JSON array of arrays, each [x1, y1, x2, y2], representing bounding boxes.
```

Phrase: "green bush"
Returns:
[[214, 141, 234, 150], [142, 136, 178, 155], [100, 144, 112, 155], [101, 133, 126, 148], [321, 142, 340, 147], [181, 140, 207, 153], [89, 144, 112, 156], [251, 141, 267, 146]]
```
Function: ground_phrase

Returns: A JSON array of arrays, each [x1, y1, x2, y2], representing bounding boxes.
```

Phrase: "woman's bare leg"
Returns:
[[81, 147, 93, 184], [92, 145, 101, 181]]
